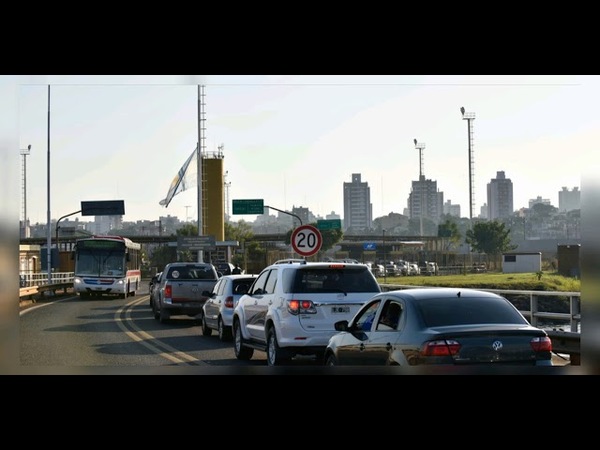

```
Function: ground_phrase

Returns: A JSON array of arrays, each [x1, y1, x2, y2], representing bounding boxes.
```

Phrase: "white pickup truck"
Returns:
[[151, 262, 220, 323]]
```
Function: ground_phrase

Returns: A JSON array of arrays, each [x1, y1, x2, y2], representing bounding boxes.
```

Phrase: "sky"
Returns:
[[11, 75, 599, 226]]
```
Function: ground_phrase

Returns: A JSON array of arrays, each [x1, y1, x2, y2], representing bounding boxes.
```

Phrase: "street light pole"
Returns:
[[382, 229, 386, 283], [46, 85, 52, 285], [20, 144, 31, 238]]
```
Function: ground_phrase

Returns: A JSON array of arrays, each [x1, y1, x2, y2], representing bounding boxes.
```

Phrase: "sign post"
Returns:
[[291, 224, 323, 257]]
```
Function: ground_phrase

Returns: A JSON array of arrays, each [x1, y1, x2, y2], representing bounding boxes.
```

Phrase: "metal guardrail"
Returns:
[[19, 272, 74, 300]]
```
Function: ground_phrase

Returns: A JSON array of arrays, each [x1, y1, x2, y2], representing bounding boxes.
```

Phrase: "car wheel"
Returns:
[[218, 317, 232, 341], [201, 314, 212, 336], [159, 304, 170, 323], [325, 353, 337, 366], [266, 327, 291, 366], [152, 298, 160, 320], [233, 320, 253, 360]]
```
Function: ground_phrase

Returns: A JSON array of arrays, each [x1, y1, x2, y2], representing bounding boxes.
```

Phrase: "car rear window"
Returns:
[[232, 278, 255, 294], [415, 296, 529, 327], [167, 265, 217, 280], [282, 266, 381, 294]]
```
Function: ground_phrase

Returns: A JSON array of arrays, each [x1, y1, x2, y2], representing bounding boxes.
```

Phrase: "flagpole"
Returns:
[[197, 85, 204, 263]]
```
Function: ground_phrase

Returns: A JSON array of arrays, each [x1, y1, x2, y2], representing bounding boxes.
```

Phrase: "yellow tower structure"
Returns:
[[202, 146, 225, 241]]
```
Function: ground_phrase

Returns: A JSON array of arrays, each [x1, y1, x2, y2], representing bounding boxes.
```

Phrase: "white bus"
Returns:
[[73, 235, 142, 299]]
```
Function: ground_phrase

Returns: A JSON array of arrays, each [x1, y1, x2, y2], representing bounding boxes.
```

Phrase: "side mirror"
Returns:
[[334, 320, 349, 332]]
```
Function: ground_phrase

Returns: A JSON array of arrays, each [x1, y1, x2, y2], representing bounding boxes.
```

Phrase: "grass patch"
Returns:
[[381, 271, 580, 292]]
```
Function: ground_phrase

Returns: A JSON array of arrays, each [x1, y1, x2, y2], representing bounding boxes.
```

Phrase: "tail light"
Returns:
[[530, 336, 553, 352], [224, 295, 234, 308], [287, 299, 317, 315], [421, 339, 461, 357], [164, 284, 172, 299]]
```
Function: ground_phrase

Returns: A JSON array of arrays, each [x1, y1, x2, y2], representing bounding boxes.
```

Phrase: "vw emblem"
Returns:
[[191, 287, 198, 293], [492, 340, 503, 351]]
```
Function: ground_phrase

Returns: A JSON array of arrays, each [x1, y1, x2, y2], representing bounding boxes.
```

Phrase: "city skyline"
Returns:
[[14, 75, 592, 226], [24, 177, 580, 228]]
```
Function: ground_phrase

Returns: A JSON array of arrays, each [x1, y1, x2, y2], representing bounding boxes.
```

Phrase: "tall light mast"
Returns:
[[197, 85, 206, 262], [414, 139, 426, 236], [224, 170, 231, 222], [461, 107, 476, 220]]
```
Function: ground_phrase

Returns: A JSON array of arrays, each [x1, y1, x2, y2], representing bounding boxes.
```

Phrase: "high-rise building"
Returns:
[[529, 196, 551, 209], [479, 203, 488, 219], [343, 173, 372, 232], [558, 186, 580, 212], [407, 176, 444, 225], [487, 171, 514, 220], [291, 206, 311, 227], [443, 199, 461, 218]]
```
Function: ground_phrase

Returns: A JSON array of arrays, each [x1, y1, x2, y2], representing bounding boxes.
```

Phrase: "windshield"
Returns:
[[75, 249, 125, 277]]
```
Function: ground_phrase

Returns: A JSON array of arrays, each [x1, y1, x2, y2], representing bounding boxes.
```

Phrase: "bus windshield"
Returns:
[[76, 248, 125, 277]]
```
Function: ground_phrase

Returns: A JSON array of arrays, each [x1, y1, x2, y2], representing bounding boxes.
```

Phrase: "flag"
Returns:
[[159, 146, 198, 208]]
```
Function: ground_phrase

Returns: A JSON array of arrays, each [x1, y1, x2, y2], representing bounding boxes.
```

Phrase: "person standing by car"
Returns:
[[232, 264, 243, 274]]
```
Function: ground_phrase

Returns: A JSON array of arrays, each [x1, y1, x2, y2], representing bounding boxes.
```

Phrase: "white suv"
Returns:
[[231, 259, 382, 366]]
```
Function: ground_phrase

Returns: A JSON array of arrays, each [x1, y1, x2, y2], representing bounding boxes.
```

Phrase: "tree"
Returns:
[[437, 218, 461, 250], [225, 220, 255, 267], [465, 220, 517, 268]]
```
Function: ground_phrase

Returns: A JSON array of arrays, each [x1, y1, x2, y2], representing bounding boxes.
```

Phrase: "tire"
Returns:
[[266, 327, 291, 366], [233, 320, 253, 360], [159, 304, 170, 323], [218, 317, 232, 341], [201, 314, 212, 336], [152, 298, 160, 320], [325, 353, 337, 366]]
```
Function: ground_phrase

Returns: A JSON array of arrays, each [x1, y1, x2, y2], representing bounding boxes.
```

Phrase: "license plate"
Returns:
[[332, 306, 350, 314]]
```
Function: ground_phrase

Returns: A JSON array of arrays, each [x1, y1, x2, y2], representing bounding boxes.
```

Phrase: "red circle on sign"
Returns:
[[291, 225, 323, 257]]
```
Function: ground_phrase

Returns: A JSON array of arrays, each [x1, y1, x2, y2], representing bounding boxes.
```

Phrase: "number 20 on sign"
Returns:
[[291, 225, 323, 257]]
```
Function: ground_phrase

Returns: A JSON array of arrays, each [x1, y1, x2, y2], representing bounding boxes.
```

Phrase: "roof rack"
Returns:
[[273, 258, 307, 265]]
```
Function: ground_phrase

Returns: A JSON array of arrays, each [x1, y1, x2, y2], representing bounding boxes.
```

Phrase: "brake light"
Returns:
[[421, 339, 461, 357], [328, 264, 345, 269], [287, 299, 317, 315], [165, 284, 172, 299], [224, 295, 234, 308], [530, 336, 553, 352]]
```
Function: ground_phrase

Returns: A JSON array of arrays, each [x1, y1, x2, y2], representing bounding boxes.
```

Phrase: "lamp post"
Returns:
[[382, 229, 386, 283], [20, 144, 31, 239]]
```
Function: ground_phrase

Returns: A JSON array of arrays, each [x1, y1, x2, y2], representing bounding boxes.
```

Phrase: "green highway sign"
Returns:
[[232, 199, 265, 215], [317, 219, 341, 230]]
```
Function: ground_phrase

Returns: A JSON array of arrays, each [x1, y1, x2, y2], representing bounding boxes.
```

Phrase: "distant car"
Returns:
[[232, 259, 382, 366], [200, 274, 257, 341], [148, 271, 162, 305], [151, 262, 220, 323], [324, 287, 554, 367], [214, 261, 235, 276]]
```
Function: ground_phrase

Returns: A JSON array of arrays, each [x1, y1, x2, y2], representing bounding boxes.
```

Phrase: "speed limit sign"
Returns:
[[291, 224, 323, 257]]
